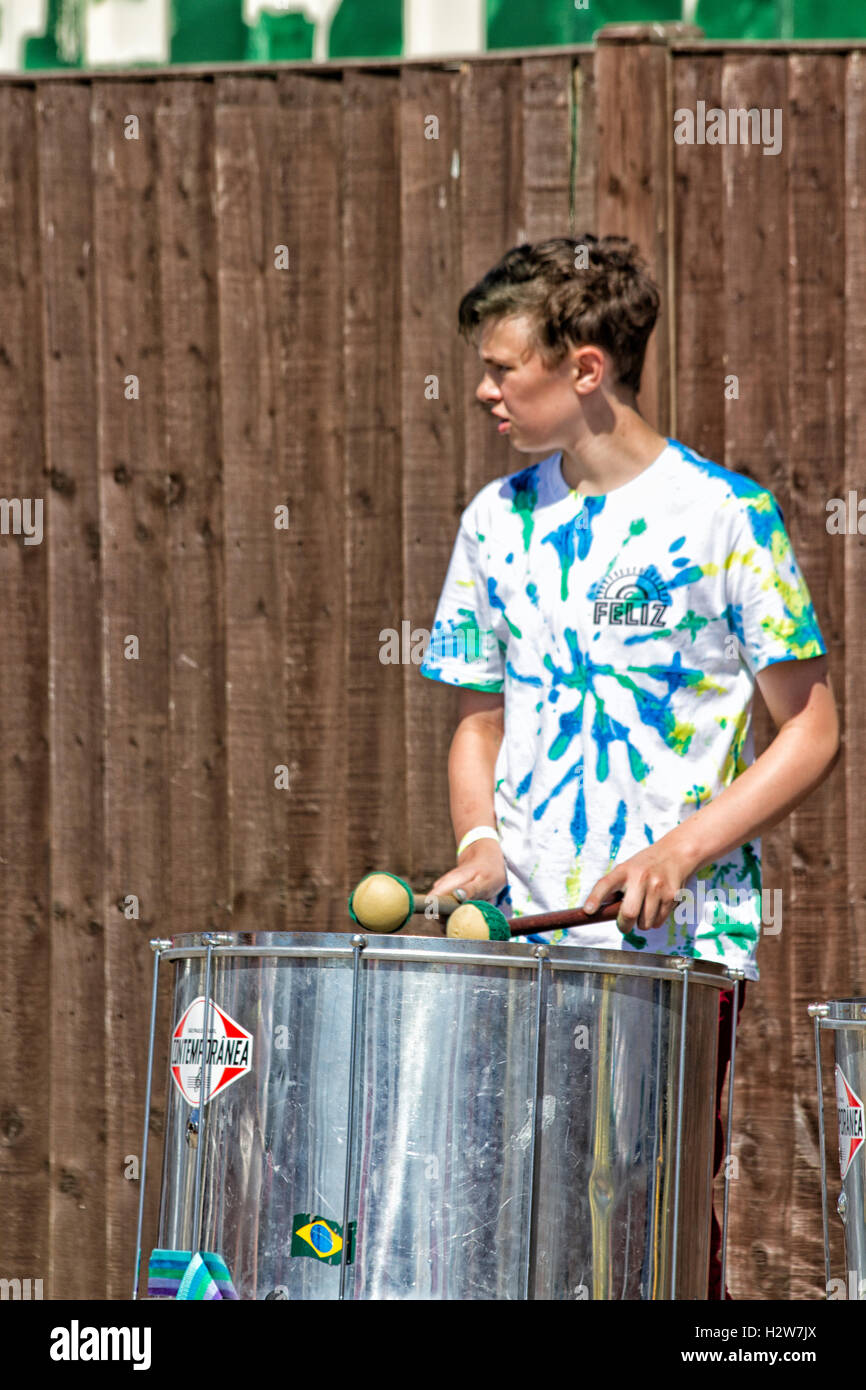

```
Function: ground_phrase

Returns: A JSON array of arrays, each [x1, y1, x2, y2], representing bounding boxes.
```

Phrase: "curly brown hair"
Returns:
[[457, 234, 660, 394]]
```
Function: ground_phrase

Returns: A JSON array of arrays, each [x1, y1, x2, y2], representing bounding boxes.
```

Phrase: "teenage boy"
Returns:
[[420, 234, 839, 1297]]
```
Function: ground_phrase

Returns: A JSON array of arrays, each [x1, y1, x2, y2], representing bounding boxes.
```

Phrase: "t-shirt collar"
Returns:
[[546, 438, 675, 506]]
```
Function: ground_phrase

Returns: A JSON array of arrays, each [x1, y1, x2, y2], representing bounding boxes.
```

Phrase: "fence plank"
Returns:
[[522, 56, 576, 241], [572, 54, 598, 234], [785, 52, 848, 1301], [595, 36, 671, 434], [0, 85, 51, 1296], [91, 79, 171, 1298], [672, 55, 725, 459], [717, 50, 793, 1303], [158, 82, 229, 940], [214, 78, 290, 934], [342, 70, 406, 903], [400, 66, 465, 888], [275, 72, 346, 929], [844, 61, 866, 996], [458, 61, 526, 509], [38, 79, 107, 1301]]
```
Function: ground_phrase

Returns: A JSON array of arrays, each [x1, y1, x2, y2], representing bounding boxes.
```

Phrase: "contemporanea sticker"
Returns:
[[170, 996, 253, 1106], [835, 1064, 865, 1180]]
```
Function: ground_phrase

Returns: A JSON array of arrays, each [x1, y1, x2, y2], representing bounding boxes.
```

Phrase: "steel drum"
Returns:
[[135, 932, 735, 1300], [809, 998, 866, 1299]]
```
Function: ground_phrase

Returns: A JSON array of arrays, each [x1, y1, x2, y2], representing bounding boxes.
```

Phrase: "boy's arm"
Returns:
[[429, 690, 508, 902], [585, 655, 840, 934]]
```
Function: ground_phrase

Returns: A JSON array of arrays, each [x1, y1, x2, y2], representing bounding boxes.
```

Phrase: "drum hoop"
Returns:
[[812, 998, 866, 1027], [156, 936, 732, 990]]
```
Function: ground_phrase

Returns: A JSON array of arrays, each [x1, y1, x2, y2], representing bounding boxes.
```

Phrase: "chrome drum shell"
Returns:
[[150, 933, 729, 1300]]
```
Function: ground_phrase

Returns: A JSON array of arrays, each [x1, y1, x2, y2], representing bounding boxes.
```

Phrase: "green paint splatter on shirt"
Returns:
[[676, 609, 708, 642], [622, 929, 647, 949]]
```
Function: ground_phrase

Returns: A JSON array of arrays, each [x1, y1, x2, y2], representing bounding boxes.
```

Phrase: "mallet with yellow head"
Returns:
[[347, 871, 467, 933]]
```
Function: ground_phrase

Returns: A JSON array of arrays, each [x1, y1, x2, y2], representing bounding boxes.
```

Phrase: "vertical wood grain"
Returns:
[[92, 80, 170, 1298], [0, 84, 50, 1297], [38, 79, 106, 1301]]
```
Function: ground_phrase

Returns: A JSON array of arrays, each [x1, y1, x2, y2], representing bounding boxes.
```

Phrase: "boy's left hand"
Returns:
[[584, 841, 696, 935]]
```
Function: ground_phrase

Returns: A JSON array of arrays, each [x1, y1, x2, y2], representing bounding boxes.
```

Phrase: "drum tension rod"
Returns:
[[720, 968, 745, 1299], [132, 940, 172, 1299]]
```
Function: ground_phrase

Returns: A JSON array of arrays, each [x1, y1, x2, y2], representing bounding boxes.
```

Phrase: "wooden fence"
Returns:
[[0, 27, 863, 1299]]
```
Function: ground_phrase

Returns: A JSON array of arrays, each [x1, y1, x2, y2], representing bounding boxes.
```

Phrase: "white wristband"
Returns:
[[457, 825, 500, 856]]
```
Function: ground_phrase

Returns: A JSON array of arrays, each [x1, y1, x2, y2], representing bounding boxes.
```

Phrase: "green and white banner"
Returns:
[[5, 0, 866, 74]]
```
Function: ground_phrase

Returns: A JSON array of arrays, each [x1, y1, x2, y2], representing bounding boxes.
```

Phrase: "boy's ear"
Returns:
[[571, 344, 607, 394]]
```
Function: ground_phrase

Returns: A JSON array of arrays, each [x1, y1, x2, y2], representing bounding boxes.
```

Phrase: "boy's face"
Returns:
[[475, 314, 596, 454]]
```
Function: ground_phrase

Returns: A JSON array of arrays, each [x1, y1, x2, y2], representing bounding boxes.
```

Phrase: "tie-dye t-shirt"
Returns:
[[420, 438, 826, 980]]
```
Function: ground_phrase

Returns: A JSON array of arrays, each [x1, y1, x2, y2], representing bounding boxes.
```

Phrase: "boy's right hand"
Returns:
[[428, 840, 508, 906]]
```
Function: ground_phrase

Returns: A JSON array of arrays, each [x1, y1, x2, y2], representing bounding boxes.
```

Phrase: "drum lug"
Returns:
[[532, 944, 550, 960], [808, 1003, 830, 1018], [350, 933, 368, 949], [150, 938, 172, 954]]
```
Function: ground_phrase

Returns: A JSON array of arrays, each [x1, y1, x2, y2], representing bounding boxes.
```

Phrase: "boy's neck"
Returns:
[[559, 405, 668, 497]]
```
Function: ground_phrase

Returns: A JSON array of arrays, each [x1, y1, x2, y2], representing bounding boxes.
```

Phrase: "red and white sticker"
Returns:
[[835, 1064, 865, 1180], [170, 996, 253, 1106]]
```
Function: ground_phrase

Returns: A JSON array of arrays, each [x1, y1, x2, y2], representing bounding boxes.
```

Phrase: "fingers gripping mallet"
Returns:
[[348, 871, 467, 933]]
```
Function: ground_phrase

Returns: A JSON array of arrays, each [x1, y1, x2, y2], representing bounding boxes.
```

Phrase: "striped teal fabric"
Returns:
[[148, 1249, 239, 1300]]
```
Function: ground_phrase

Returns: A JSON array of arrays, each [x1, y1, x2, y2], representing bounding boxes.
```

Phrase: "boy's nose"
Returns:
[[476, 373, 500, 403]]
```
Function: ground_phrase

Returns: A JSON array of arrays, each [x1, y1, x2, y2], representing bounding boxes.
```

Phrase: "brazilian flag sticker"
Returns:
[[291, 1213, 355, 1265]]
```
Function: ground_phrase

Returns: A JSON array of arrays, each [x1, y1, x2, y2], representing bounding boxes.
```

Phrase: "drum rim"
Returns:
[[157, 931, 735, 989], [815, 997, 866, 1023]]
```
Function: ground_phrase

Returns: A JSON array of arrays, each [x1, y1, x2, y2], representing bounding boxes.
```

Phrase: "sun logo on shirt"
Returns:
[[590, 568, 671, 628]]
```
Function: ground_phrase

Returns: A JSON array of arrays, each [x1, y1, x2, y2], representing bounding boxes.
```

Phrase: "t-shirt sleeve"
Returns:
[[725, 490, 827, 676], [419, 512, 506, 692]]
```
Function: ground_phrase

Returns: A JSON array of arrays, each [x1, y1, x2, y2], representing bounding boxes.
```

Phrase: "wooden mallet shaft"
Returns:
[[409, 889, 466, 917], [439, 892, 626, 941], [504, 893, 624, 936]]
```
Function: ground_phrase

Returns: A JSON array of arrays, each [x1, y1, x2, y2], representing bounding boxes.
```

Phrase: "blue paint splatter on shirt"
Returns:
[[609, 799, 627, 860]]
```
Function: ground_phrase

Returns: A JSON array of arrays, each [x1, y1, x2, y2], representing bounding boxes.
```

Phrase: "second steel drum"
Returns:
[[810, 997, 866, 1299], [150, 932, 730, 1299]]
